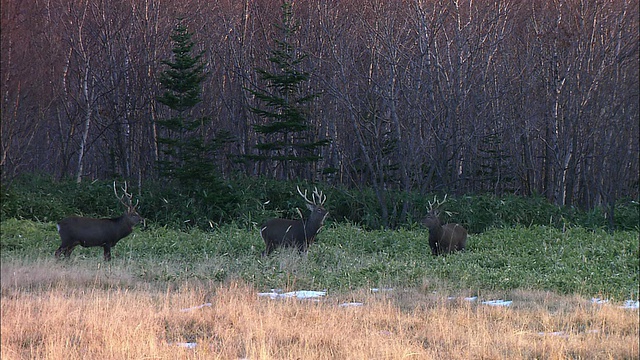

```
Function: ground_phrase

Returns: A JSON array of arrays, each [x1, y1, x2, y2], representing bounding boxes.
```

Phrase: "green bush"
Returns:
[[2, 218, 637, 300], [1, 176, 145, 222], [1, 174, 638, 232]]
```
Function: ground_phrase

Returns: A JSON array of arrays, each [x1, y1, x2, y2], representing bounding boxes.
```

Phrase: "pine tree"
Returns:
[[155, 20, 235, 226], [156, 20, 224, 187], [245, 1, 329, 180]]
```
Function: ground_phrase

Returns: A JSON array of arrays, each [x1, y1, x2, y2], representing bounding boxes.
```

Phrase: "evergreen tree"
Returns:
[[245, 1, 329, 180], [156, 20, 234, 225], [156, 20, 229, 187]]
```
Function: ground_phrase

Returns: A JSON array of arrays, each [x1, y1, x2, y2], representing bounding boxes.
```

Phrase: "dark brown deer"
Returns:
[[260, 186, 328, 256], [55, 182, 142, 261], [421, 196, 467, 256]]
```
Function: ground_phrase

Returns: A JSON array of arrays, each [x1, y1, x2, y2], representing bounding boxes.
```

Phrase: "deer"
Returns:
[[260, 186, 329, 256], [55, 182, 143, 261], [421, 196, 468, 256]]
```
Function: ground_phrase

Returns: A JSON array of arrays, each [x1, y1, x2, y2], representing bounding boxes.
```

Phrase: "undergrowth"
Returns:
[[2, 175, 638, 231], [1, 219, 637, 300]]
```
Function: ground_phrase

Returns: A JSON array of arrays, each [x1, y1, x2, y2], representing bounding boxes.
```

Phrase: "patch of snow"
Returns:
[[538, 331, 569, 338], [592, 297, 639, 309], [620, 300, 639, 309], [258, 290, 326, 300], [537, 331, 569, 338], [537, 329, 599, 338], [481, 299, 513, 307], [339, 302, 364, 307], [293, 290, 327, 299], [464, 296, 478, 302], [257, 291, 280, 299], [172, 342, 197, 349], [370, 288, 394, 293], [180, 303, 212, 312]]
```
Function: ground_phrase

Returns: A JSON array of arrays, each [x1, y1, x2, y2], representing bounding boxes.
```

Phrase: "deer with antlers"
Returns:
[[260, 186, 329, 256], [55, 182, 143, 261], [421, 196, 468, 256]]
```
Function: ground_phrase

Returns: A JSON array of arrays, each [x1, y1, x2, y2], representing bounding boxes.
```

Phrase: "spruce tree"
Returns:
[[156, 20, 219, 187], [245, 1, 329, 180], [156, 20, 234, 225]]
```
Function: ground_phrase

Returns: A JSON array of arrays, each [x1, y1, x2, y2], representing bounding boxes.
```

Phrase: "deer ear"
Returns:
[[306, 203, 316, 211]]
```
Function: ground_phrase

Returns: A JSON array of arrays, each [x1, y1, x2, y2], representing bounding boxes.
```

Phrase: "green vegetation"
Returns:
[[1, 218, 637, 300], [2, 175, 638, 231], [1, 175, 637, 300]]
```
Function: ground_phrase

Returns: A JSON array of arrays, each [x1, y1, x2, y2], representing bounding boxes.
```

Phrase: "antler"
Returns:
[[114, 181, 138, 210], [427, 194, 447, 211], [297, 186, 326, 206], [312, 187, 326, 206]]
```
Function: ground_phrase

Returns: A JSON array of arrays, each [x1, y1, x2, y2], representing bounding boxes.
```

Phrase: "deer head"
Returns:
[[422, 195, 448, 229]]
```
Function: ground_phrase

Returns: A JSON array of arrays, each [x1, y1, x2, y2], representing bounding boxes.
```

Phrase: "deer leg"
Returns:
[[56, 242, 78, 258], [61, 245, 77, 258], [103, 246, 112, 261], [429, 241, 438, 256], [262, 241, 272, 256]]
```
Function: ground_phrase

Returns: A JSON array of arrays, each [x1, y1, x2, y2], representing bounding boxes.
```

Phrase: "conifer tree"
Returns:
[[156, 20, 235, 225], [156, 20, 220, 187], [245, 1, 329, 180]]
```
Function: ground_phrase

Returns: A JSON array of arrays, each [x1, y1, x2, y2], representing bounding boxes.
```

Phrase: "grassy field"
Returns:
[[1, 219, 639, 359]]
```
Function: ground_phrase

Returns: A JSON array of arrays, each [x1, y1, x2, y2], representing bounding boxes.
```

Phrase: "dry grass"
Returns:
[[1, 260, 638, 360]]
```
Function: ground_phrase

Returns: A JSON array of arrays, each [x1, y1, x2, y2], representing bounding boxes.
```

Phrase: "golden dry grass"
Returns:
[[1, 260, 638, 360]]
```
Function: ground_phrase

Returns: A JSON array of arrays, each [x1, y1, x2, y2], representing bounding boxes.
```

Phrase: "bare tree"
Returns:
[[1, 0, 637, 218]]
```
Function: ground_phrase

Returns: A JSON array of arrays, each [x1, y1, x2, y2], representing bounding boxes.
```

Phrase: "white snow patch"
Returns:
[[339, 302, 364, 307], [481, 299, 513, 307], [370, 288, 394, 293], [537, 331, 569, 338], [447, 296, 477, 301], [180, 303, 212, 312], [592, 298, 639, 309], [258, 290, 326, 300], [537, 329, 599, 338], [620, 300, 639, 309], [447, 296, 512, 306]]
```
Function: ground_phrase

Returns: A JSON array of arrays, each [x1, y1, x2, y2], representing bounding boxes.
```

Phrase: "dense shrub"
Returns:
[[1, 174, 638, 232]]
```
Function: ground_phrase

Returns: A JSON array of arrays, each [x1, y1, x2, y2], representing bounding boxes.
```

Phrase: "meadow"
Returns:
[[1, 218, 638, 359]]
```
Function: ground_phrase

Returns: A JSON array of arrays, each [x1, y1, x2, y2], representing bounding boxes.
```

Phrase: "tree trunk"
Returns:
[[76, 61, 93, 183]]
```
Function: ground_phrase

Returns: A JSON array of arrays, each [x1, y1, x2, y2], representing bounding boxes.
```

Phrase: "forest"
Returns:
[[2, 3, 639, 356], [2, 0, 638, 223]]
